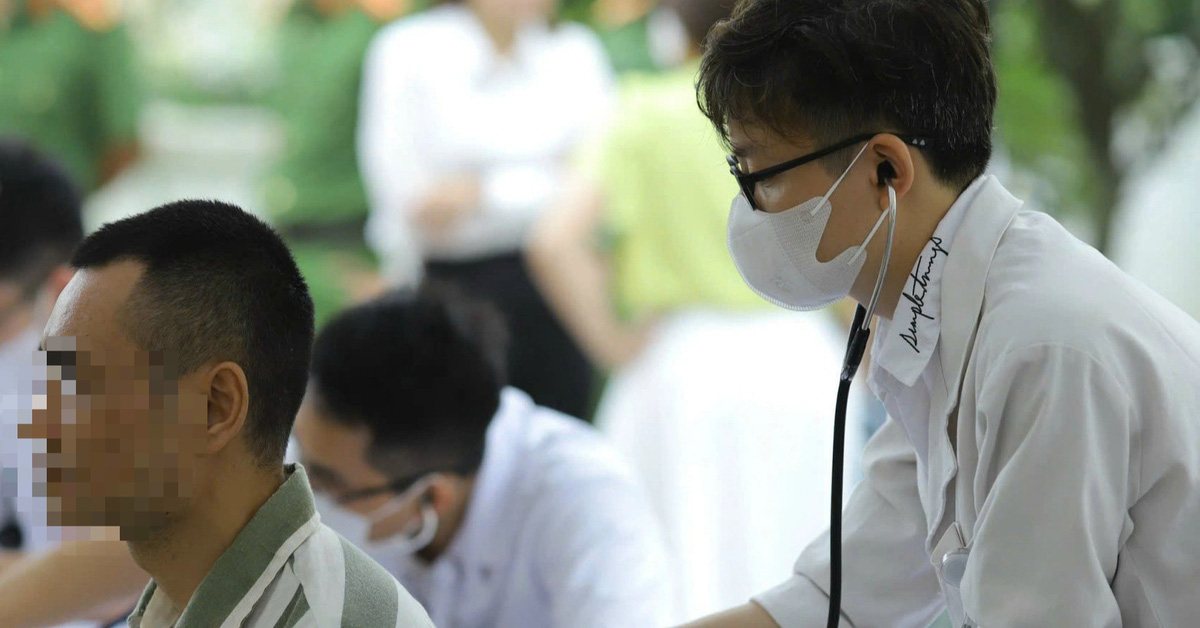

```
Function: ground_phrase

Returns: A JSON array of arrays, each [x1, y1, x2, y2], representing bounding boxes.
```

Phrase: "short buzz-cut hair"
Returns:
[[309, 282, 508, 477], [0, 138, 84, 287], [698, 0, 997, 191], [71, 200, 315, 467]]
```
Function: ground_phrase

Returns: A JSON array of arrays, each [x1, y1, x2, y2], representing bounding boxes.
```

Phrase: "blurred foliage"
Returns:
[[117, 0, 1200, 255], [992, 0, 1200, 253]]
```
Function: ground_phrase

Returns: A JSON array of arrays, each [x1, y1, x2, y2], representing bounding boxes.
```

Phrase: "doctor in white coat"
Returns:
[[682, 0, 1200, 626], [293, 284, 679, 628]]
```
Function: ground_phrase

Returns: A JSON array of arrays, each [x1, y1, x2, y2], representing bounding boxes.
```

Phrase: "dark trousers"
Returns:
[[426, 253, 594, 421]]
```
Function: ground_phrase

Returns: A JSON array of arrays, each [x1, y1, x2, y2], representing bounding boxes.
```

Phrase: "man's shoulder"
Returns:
[[975, 208, 1200, 382], [981, 211, 1146, 347], [292, 524, 434, 627], [518, 402, 635, 486]]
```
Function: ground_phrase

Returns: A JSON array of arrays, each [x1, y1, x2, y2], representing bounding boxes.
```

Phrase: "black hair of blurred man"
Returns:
[[28, 199, 315, 611], [0, 137, 84, 346], [294, 282, 509, 562]]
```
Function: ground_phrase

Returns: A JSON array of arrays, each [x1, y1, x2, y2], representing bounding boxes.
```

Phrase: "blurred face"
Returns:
[[467, 0, 557, 30], [293, 393, 425, 540], [18, 261, 209, 537], [727, 120, 895, 299]]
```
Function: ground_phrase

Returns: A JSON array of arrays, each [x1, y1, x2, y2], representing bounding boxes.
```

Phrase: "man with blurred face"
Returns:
[[0, 139, 83, 550], [679, 0, 1200, 627], [293, 284, 678, 627], [19, 201, 433, 627]]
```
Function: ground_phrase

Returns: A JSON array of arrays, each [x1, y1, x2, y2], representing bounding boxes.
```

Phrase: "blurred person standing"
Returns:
[[294, 284, 679, 627], [526, 0, 858, 618], [357, 0, 613, 419], [0, 139, 148, 628], [0, 0, 142, 191], [263, 0, 407, 325]]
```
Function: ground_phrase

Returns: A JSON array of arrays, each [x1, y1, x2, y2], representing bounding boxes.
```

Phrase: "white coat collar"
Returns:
[[871, 175, 989, 389], [936, 176, 1023, 408]]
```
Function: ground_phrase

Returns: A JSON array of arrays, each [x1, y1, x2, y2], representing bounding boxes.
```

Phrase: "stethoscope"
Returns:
[[825, 177, 896, 628]]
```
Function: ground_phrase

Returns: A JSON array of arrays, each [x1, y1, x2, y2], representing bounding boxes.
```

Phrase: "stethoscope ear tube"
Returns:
[[829, 186, 895, 627]]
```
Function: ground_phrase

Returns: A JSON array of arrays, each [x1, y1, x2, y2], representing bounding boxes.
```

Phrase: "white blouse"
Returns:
[[357, 4, 614, 278]]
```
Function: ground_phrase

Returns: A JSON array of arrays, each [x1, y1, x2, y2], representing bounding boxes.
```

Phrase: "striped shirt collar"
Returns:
[[129, 464, 319, 628]]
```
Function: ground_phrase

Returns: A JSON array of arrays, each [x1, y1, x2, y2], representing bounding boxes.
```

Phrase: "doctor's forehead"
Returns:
[[728, 120, 818, 160]]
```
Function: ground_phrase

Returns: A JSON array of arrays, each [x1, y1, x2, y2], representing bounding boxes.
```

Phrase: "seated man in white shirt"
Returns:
[[292, 283, 679, 628]]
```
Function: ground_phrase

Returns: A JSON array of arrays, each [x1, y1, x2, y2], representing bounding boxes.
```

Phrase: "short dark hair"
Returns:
[[309, 283, 508, 476], [698, 0, 997, 190], [0, 138, 84, 287], [663, 0, 735, 50], [71, 200, 315, 467]]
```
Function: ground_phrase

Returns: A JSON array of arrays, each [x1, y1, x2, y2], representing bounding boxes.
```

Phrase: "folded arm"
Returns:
[[0, 539, 148, 628]]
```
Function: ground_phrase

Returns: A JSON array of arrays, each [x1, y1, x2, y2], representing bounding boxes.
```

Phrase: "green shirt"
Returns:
[[0, 2, 141, 190], [594, 13, 657, 75], [582, 63, 768, 321], [262, 5, 380, 227], [127, 464, 434, 628]]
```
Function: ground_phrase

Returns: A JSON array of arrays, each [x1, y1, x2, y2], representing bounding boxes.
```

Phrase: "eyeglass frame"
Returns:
[[727, 132, 932, 211], [328, 460, 478, 507]]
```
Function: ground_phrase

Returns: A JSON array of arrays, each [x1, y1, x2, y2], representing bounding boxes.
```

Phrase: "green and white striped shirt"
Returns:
[[127, 465, 435, 628]]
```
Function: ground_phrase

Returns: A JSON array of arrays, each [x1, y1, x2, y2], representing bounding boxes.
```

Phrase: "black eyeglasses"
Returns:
[[333, 470, 429, 506], [727, 133, 932, 211], [331, 459, 478, 506]]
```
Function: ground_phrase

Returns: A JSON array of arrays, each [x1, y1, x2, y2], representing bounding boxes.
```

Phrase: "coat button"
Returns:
[[941, 548, 969, 588]]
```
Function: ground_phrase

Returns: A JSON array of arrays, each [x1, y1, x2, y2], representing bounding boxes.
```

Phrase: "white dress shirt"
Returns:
[[357, 5, 614, 278], [364, 387, 678, 628], [755, 175, 1200, 626]]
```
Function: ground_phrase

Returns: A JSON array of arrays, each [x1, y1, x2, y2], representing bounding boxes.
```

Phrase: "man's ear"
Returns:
[[203, 361, 251, 456], [869, 134, 917, 209]]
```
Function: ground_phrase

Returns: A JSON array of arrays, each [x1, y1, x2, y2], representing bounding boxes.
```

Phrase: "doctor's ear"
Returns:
[[877, 162, 897, 184], [870, 134, 917, 206], [426, 474, 468, 515]]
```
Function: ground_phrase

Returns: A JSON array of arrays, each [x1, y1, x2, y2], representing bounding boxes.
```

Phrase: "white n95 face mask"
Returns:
[[314, 480, 439, 558], [727, 143, 895, 311]]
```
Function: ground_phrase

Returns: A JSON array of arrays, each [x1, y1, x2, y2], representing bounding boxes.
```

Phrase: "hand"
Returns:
[[414, 176, 481, 232]]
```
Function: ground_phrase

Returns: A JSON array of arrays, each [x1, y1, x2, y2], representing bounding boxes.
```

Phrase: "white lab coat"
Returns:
[[361, 388, 678, 628], [756, 176, 1200, 627]]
